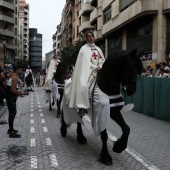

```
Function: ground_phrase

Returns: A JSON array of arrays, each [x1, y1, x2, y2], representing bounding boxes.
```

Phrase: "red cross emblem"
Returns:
[[92, 52, 98, 59]]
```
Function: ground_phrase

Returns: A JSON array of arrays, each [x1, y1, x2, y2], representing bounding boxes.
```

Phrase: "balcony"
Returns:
[[7, 43, 15, 50], [0, 14, 14, 24], [163, 0, 170, 13], [0, 28, 14, 37], [0, 0, 15, 11], [91, 0, 97, 8], [23, 20, 28, 26], [79, 3, 94, 16], [90, 8, 98, 25], [102, 0, 113, 11], [102, 0, 158, 36], [79, 21, 95, 33]]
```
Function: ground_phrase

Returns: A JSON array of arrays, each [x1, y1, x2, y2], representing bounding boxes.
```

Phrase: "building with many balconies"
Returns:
[[0, 0, 18, 67], [19, 0, 29, 61]]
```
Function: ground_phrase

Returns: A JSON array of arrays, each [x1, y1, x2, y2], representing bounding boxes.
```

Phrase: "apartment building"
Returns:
[[90, 0, 170, 65], [19, 0, 29, 61], [0, 0, 18, 67]]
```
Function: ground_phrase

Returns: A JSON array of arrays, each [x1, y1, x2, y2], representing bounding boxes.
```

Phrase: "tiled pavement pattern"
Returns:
[[0, 86, 168, 170], [107, 110, 170, 170]]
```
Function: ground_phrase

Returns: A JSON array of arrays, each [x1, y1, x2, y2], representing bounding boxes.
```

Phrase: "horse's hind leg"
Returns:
[[49, 100, 52, 111], [110, 107, 130, 153], [56, 99, 61, 118], [52, 96, 55, 106], [99, 129, 112, 166], [77, 122, 87, 144], [60, 110, 67, 137]]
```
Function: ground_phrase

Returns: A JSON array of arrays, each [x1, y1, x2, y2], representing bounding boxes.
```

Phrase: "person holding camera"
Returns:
[[6, 65, 26, 138]]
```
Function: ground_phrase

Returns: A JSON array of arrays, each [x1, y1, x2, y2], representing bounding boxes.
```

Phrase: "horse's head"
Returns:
[[54, 62, 69, 83], [119, 50, 143, 96], [97, 50, 143, 96]]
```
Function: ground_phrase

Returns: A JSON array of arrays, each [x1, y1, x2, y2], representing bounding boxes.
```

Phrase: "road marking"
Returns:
[[41, 119, 45, 123], [30, 119, 34, 124], [38, 105, 41, 108], [50, 154, 58, 167], [31, 138, 36, 147], [31, 109, 34, 112], [31, 156, 38, 169], [31, 106, 33, 108], [45, 137, 52, 146], [31, 103, 33, 104], [30, 127, 35, 133], [40, 113, 43, 117], [43, 127, 48, 132], [31, 114, 34, 117], [83, 115, 160, 170], [39, 109, 42, 112]]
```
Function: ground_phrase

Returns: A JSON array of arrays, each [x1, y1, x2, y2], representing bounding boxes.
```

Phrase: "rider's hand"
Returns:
[[19, 92, 25, 98]]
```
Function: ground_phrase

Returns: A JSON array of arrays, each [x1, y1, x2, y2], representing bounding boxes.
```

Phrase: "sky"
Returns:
[[26, 0, 65, 58]]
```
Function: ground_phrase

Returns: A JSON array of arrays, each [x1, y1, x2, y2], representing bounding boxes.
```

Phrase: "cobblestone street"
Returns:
[[0, 87, 169, 170]]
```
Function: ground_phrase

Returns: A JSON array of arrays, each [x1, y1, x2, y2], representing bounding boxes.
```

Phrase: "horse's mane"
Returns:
[[54, 62, 68, 84]]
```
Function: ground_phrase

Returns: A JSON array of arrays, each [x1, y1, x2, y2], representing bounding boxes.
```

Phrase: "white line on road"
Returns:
[[45, 137, 52, 146], [31, 109, 34, 112], [41, 119, 45, 123], [50, 154, 58, 167], [40, 113, 43, 117], [31, 106, 33, 108], [31, 138, 36, 147], [31, 114, 34, 117], [39, 109, 42, 112], [30, 119, 34, 124], [30, 127, 35, 133], [38, 105, 41, 108], [31, 156, 38, 169], [43, 127, 48, 132], [83, 115, 160, 170]]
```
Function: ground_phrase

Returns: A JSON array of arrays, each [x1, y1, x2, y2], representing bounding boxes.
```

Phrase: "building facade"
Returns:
[[45, 50, 53, 73], [29, 28, 42, 71], [0, 0, 19, 67], [18, 0, 29, 61]]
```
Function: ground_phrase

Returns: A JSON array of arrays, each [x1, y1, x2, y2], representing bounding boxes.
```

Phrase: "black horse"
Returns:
[[25, 72, 33, 91], [49, 62, 70, 117], [60, 50, 143, 166]]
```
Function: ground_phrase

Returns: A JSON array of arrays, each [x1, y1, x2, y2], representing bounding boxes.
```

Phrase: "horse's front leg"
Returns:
[[110, 107, 130, 153], [49, 100, 52, 111], [77, 122, 87, 144], [52, 96, 55, 106], [99, 129, 112, 166], [60, 110, 67, 137]]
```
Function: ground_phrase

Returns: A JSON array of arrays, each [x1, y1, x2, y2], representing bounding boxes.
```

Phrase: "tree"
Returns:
[[60, 39, 86, 65]]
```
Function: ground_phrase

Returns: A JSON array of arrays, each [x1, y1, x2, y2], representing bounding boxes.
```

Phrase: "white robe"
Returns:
[[67, 44, 105, 109], [43, 59, 59, 91], [63, 44, 110, 136]]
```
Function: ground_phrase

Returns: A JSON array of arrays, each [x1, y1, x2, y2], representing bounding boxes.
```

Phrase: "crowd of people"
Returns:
[[141, 62, 170, 77]]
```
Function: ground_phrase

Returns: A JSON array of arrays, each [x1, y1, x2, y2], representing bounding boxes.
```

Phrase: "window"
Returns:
[[127, 22, 152, 55], [103, 7, 111, 24], [120, 0, 137, 12]]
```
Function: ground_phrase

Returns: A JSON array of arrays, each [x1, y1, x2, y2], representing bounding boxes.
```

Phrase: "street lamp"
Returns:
[[1, 37, 7, 67]]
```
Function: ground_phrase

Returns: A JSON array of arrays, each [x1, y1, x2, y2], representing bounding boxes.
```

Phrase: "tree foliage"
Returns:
[[60, 39, 86, 65]]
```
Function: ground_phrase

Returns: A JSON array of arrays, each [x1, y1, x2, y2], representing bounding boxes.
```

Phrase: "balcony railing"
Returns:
[[0, 14, 14, 24], [79, 3, 94, 16], [79, 21, 95, 33], [90, 8, 98, 24], [0, 28, 14, 37], [0, 0, 15, 11]]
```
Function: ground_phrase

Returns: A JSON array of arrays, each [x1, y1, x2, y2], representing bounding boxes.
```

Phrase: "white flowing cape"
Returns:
[[66, 44, 105, 109]]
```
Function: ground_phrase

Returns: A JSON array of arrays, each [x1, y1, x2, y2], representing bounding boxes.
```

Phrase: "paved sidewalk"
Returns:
[[0, 86, 162, 170]]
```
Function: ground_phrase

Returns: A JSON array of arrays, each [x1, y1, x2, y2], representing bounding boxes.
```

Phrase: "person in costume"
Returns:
[[25, 65, 32, 79], [64, 31, 110, 136], [43, 53, 60, 101]]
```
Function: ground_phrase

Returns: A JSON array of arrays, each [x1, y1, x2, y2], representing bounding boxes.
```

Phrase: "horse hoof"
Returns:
[[77, 135, 87, 144], [113, 138, 127, 153], [60, 128, 67, 137], [49, 108, 52, 111], [52, 102, 55, 106], [99, 153, 112, 166]]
